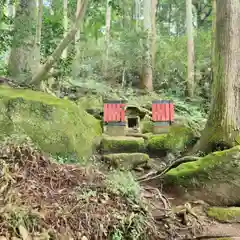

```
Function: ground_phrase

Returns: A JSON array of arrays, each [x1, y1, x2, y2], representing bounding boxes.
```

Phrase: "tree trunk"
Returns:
[[62, 0, 68, 59], [34, 0, 43, 67], [186, 0, 195, 97], [194, 0, 240, 153], [211, 0, 216, 84], [8, 0, 37, 82], [0, 0, 4, 28], [134, 0, 141, 31], [103, 0, 111, 76], [151, 0, 157, 68], [30, 0, 88, 85], [6, 0, 15, 18], [75, 0, 81, 56], [140, 0, 153, 91]]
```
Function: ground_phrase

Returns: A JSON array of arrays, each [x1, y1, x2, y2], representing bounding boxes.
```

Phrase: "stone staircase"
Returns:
[[99, 134, 166, 173]]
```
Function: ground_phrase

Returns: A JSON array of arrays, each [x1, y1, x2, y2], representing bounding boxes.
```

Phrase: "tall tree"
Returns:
[[186, 0, 194, 97], [35, 0, 43, 66], [194, 0, 240, 153], [8, 0, 37, 81], [75, 0, 81, 56], [62, 0, 68, 59], [103, 0, 111, 75], [6, 0, 15, 18], [151, 0, 157, 68], [141, 0, 153, 91]]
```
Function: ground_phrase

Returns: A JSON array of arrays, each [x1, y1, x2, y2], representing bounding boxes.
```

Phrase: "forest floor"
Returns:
[[141, 182, 240, 239], [0, 140, 240, 239]]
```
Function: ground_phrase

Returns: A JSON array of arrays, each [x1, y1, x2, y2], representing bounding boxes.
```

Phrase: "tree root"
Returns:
[[138, 155, 200, 182]]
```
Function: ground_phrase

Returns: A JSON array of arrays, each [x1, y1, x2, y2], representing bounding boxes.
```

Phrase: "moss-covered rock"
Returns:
[[101, 136, 146, 153], [164, 146, 240, 205], [103, 153, 150, 170], [147, 125, 194, 154], [147, 134, 168, 154], [0, 86, 102, 158], [207, 207, 240, 223]]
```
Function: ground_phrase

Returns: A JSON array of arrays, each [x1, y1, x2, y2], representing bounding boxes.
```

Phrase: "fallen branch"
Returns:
[[138, 155, 200, 182]]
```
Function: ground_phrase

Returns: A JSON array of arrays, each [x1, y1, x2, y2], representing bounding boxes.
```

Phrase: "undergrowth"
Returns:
[[105, 170, 141, 201]]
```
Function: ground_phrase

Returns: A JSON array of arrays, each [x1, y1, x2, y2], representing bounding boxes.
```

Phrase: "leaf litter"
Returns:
[[0, 140, 160, 240], [0, 138, 207, 240]]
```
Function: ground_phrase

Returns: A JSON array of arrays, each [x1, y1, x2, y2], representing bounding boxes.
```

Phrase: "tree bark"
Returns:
[[75, 0, 81, 56], [62, 0, 68, 59], [103, 0, 111, 76], [194, 0, 240, 153], [8, 0, 37, 82], [151, 0, 157, 68], [30, 0, 88, 85], [186, 0, 195, 97], [6, 0, 15, 18], [140, 0, 153, 91], [34, 0, 43, 68]]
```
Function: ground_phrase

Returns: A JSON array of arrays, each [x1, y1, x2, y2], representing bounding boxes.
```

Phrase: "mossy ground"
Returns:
[[164, 146, 240, 205], [0, 86, 101, 158], [101, 135, 146, 153], [207, 207, 240, 223], [103, 153, 150, 170]]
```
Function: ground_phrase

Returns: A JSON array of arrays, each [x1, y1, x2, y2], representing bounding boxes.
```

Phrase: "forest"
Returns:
[[0, 0, 240, 239]]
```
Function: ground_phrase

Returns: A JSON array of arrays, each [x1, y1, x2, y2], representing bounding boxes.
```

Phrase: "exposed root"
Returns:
[[138, 155, 200, 182]]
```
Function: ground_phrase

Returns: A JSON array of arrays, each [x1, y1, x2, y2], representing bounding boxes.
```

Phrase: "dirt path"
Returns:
[[140, 183, 240, 240]]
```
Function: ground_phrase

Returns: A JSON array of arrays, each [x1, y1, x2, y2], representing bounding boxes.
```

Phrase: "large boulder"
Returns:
[[0, 86, 102, 158], [163, 146, 240, 206]]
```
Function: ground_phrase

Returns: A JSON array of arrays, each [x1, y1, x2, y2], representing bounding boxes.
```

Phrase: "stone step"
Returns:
[[100, 135, 146, 154]]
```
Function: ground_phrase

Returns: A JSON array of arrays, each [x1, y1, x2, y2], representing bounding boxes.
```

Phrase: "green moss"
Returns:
[[147, 134, 168, 153], [101, 136, 146, 153], [147, 125, 194, 154], [0, 86, 102, 158], [103, 153, 150, 170], [207, 207, 240, 223], [164, 146, 240, 205], [164, 125, 194, 151]]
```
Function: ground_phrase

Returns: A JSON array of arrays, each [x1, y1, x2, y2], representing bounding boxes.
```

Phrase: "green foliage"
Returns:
[[105, 170, 141, 201], [111, 213, 147, 240]]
